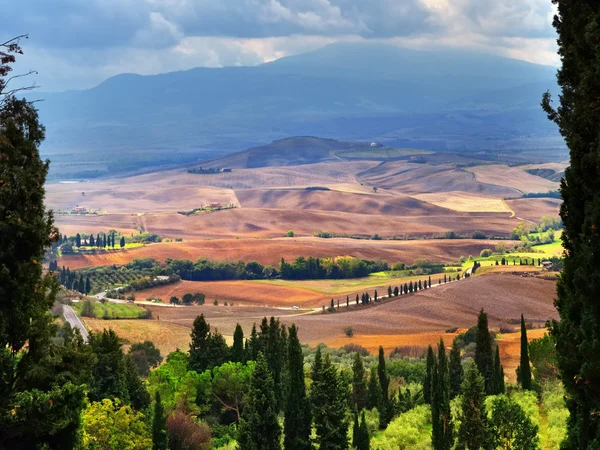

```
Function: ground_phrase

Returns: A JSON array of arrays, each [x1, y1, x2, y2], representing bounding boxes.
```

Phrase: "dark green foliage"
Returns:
[[366, 366, 381, 410], [393, 286, 399, 296], [284, 325, 312, 450], [353, 410, 370, 450], [449, 338, 463, 400], [490, 396, 539, 450], [388, 286, 392, 297], [129, 340, 163, 377], [519, 314, 532, 390], [88, 329, 129, 403], [431, 339, 453, 450], [457, 364, 490, 450], [153, 392, 168, 450], [120, 236, 125, 248], [528, 333, 558, 383], [189, 314, 210, 372], [424, 345, 435, 404], [475, 309, 494, 395], [377, 346, 392, 429], [311, 349, 349, 450], [238, 353, 281, 450], [352, 352, 367, 411], [492, 345, 505, 395], [204, 331, 230, 370], [232, 323, 245, 363], [124, 354, 151, 410], [248, 324, 260, 360]]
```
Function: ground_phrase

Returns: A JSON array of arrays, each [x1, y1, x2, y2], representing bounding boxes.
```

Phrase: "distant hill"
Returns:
[[202, 137, 374, 169], [34, 42, 563, 178]]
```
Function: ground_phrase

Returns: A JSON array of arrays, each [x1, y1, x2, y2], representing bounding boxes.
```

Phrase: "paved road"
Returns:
[[63, 305, 89, 342]]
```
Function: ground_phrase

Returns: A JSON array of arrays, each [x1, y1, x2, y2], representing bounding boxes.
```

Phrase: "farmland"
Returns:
[[51, 140, 565, 373]]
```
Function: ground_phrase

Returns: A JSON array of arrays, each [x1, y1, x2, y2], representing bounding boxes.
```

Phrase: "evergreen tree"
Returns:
[[394, 286, 399, 297], [88, 329, 130, 403], [449, 338, 463, 400], [352, 352, 367, 411], [152, 391, 168, 450], [365, 366, 381, 410], [489, 396, 539, 450], [248, 323, 260, 360], [374, 290, 378, 302], [356, 294, 359, 305], [204, 330, 230, 369], [188, 314, 210, 372], [76, 233, 81, 247], [120, 236, 125, 248], [111, 233, 115, 248], [492, 345, 505, 395], [284, 325, 312, 450], [432, 339, 453, 450], [85, 277, 91, 295], [353, 410, 370, 450], [475, 309, 494, 394], [429, 276, 432, 288], [124, 354, 150, 410], [232, 323, 245, 363], [311, 350, 349, 450], [96, 233, 101, 248], [238, 353, 281, 450], [388, 286, 392, 297], [519, 314, 532, 390], [457, 364, 490, 450], [78, 276, 84, 294], [377, 346, 391, 428], [403, 283, 408, 294], [89, 234, 95, 246], [424, 345, 435, 404]]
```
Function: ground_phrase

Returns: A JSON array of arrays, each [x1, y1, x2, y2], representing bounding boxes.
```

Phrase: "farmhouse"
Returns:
[[72, 206, 86, 213]]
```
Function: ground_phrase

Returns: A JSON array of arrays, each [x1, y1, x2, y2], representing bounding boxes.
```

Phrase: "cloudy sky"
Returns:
[[5, 0, 558, 91]]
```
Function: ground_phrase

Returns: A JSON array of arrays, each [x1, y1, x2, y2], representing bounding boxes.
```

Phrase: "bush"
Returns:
[[499, 325, 515, 334], [471, 231, 487, 239], [343, 326, 354, 337], [213, 300, 218, 306], [313, 230, 333, 238], [480, 249, 493, 257], [341, 343, 369, 356], [80, 298, 96, 318], [389, 346, 427, 359], [286, 230, 294, 237], [166, 410, 212, 450], [445, 327, 459, 333]]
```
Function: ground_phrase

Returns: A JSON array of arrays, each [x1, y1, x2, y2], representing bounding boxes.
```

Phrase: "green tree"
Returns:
[[431, 339, 453, 450], [449, 338, 463, 400], [232, 323, 245, 363], [528, 333, 558, 383], [120, 236, 125, 248], [85, 276, 91, 294], [129, 341, 163, 377], [424, 345, 435, 404], [76, 233, 81, 247], [489, 396, 539, 450], [492, 345, 505, 395], [388, 286, 392, 297], [475, 309, 494, 395], [88, 329, 130, 404], [366, 366, 381, 410], [541, 2, 600, 446], [353, 410, 370, 450], [182, 293, 193, 305], [82, 398, 152, 450], [209, 361, 253, 422], [238, 353, 281, 450], [284, 325, 312, 450], [204, 331, 230, 370], [377, 346, 392, 429], [188, 314, 210, 373], [152, 392, 168, 450], [311, 349, 349, 450], [352, 351, 367, 411], [457, 364, 490, 450], [125, 355, 151, 410], [519, 314, 532, 390]]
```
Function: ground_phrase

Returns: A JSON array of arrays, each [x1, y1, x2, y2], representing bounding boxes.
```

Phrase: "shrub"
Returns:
[[471, 231, 487, 239], [341, 343, 369, 356], [445, 327, 459, 333], [170, 296, 180, 305], [286, 230, 294, 237], [223, 301, 228, 306], [175, 238, 183, 242], [166, 410, 212, 450], [499, 325, 515, 334], [389, 346, 428, 359], [480, 249, 493, 257], [313, 230, 332, 238], [343, 326, 354, 337], [213, 300, 218, 306], [372, 234, 382, 240], [80, 298, 96, 318]]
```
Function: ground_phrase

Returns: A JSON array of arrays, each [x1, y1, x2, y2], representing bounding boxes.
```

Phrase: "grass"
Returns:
[[338, 148, 433, 159], [73, 300, 148, 319]]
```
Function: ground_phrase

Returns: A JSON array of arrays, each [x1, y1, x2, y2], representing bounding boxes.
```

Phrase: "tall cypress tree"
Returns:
[[542, 3, 600, 445], [232, 323, 245, 363], [284, 325, 312, 450], [188, 314, 210, 372], [365, 366, 381, 410], [449, 338, 463, 400], [492, 345, 505, 395], [519, 314, 532, 391], [424, 345, 435, 404], [356, 410, 370, 450], [377, 346, 391, 428], [152, 391, 168, 450], [352, 351, 367, 411], [475, 309, 494, 395], [238, 353, 281, 450], [248, 323, 260, 360], [457, 364, 490, 450], [311, 351, 349, 450], [431, 339, 453, 450]]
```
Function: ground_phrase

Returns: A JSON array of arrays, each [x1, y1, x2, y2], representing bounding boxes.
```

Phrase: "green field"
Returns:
[[72, 300, 149, 319]]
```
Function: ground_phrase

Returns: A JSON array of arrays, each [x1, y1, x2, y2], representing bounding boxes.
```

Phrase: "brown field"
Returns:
[[469, 165, 559, 194], [505, 198, 562, 223], [520, 162, 568, 173], [413, 191, 512, 213], [59, 237, 517, 269]]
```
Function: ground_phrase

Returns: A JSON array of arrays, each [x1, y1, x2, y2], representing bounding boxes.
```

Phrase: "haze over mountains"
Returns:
[[36, 42, 564, 179]]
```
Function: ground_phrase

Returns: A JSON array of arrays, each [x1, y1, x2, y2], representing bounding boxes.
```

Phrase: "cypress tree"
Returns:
[[352, 351, 367, 411], [394, 286, 399, 297], [404, 283, 408, 294], [431, 339, 453, 450], [89, 234, 95, 246], [365, 366, 381, 410], [429, 276, 432, 288], [519, 314, 532, 390], [120, 236, 125, 248], [377, 346, 391, 428], [78, 276, 84, 294], [475, 309, 494, 394], [424, 345, 435, 404], [188, 314, 210, 372], [238, 353, 281, 450], [457, 364, 490, 450], [388, 286, 392, 297], [356, 294, 359, 305], [152, 391, 168, 450], [248, 323, 260, 360], [352, 410, 360, 450], [85, 277, 91, 295], [96, 233, 101, 248], [356, 410, 370, 450], [284, 325, 312, 450], [493, 345, 505, 395], [232, 323, 245, 363], [346, 295, 349, 307], [449, 337, 463, 400], [311, 351, 349, 450]]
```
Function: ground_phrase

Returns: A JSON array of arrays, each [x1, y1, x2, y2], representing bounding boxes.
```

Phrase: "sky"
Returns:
[[4, 0, 559, 91]]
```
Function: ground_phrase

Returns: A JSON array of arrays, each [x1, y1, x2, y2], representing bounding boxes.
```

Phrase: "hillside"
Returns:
[[33, 42, 563, 179]]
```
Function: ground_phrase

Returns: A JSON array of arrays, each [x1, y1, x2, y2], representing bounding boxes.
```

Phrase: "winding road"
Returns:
[[63, 305, 89, 342]]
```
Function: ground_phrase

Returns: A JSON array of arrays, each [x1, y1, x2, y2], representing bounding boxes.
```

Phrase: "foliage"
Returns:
[[371, 405, 431, 450], [449, 338, 464, 400], [489, 396, 539, 450], [431, 339, 453, 450], [529, 333, 558, 383], [475, 309, 495, 395], [129, 341, 163, 377], [519, 314, 532, 390], [352, 351, 368, 411], [73, 300, 150, 320], [82, 398, 152, 450], [165, 410, 212, 450], [457, 364, 490, 450], [152, 392, 168, 450]]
